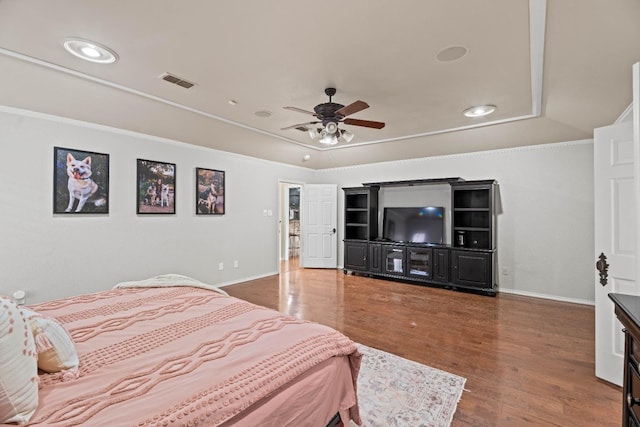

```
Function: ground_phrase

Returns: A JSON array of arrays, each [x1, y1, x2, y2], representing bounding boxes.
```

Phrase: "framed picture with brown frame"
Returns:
[[136, 159, 176, 214], [53, 146, 109, 214], [196, 167, 225, 215]]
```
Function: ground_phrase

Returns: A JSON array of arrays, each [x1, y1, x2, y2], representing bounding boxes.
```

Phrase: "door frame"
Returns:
[[278, 179, 305, 263], [634, 62, 640, 284]]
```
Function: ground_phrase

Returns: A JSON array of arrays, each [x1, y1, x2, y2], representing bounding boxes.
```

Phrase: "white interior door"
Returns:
[[594, 119, 636, 386], [300, 184, 337, 268], [594, 63, 640, 386]]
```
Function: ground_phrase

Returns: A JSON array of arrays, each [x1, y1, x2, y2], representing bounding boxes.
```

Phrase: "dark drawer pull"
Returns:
[[627, 393, 640, 407]]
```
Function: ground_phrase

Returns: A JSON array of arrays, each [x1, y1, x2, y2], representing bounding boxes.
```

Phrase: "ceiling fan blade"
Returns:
[[343, 118, 386, 129], [283, 106, 317, 116], [335, 100, 369, 117], [280, 121, 320, 131]]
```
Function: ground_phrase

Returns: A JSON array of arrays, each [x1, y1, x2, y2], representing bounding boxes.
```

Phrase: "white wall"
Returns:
[[0, 107, 314, 303], [317, 140, 595, 303], [0, 106, 596, 305]]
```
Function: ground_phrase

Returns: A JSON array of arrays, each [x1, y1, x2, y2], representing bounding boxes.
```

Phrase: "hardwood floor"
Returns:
[[224, 258, 622, 426]]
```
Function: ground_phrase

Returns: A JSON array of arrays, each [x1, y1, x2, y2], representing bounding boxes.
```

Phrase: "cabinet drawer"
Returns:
[[629, 363, 640, 423]]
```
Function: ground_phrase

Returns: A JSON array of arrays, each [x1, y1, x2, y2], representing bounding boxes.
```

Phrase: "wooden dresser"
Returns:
[[610, 293, 640, 426]]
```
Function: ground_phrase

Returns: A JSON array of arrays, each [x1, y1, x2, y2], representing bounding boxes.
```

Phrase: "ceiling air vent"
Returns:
[[159, 73, 196, 89]]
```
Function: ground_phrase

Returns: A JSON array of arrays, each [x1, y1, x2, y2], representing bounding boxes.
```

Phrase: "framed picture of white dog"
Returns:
[[136, 159, 176, 214], [196, 167, 225, 215], [54, 147, 109, 214]]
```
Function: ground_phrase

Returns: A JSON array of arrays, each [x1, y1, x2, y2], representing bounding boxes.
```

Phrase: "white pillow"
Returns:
[[0, 298, 38, 424], [23, 308, 79, 374]]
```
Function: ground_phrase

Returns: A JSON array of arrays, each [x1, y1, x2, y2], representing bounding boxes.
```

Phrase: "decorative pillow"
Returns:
[[113, 273, 229, 296], [22, 308, 79, 375], [0, 298, 38, 424]]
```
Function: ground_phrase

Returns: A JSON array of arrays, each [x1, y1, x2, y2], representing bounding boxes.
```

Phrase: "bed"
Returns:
[[0, 275, 361, 426]]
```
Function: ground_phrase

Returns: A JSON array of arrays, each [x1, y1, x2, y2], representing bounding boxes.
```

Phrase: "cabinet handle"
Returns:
[[627, 393, 640, 407]]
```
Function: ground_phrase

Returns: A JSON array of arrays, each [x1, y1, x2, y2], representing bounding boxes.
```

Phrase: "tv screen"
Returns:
[[383, 207, 444, 244]]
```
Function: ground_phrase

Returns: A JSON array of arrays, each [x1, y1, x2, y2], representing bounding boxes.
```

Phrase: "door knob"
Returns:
[[596, 253, 609, 286]]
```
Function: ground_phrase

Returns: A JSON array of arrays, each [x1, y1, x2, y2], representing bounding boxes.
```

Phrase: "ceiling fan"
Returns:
[[281, 88, 385, 145]]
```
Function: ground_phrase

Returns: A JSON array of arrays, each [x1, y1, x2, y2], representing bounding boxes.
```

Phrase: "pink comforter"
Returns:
[[15, 286, 361, 426]]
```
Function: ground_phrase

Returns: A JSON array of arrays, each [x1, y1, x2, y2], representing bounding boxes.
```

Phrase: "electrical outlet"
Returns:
[[502, 267, 509, 276], [218, 262, 224, 271], [233, 260, 239, 268]]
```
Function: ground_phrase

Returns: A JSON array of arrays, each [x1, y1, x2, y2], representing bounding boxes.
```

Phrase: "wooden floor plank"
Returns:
[[224, 259, 621, 426]]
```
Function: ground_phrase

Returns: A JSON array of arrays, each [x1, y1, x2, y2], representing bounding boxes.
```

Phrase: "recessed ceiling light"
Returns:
[[255, 110, 272, 117], [302, 154, 311, 162], [228, 100, 238, 106], [463, 105, 497, 118], [63, 38, 118, 64], [436, 46, 468, 62]]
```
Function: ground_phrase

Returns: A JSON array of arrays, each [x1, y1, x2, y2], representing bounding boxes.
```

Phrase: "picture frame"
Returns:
[[196, 167, 225, 215], [53, 146, 109, 214], [136, 159, 176, 214]]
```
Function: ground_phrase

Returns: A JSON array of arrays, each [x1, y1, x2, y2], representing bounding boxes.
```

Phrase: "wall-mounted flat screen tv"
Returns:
[[382, 207, 445, 244]]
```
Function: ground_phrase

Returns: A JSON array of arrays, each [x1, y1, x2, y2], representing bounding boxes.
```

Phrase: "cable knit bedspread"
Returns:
[[16, 285, 361, 426]]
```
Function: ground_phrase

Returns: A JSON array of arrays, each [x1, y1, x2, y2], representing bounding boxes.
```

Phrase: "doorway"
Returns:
[[278, 181, 303, 265], [278, 181, 339, 270], [288, 186, 301, 260]]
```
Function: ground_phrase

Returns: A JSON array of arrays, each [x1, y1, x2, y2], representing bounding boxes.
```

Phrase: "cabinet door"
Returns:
[[406, 247, 432, 279], [369, 243, 382, 273], [451, 250, 492, 289], [344, 241, 368, 271], [382, 246, 406, 276], [432, 248, 449, 283]]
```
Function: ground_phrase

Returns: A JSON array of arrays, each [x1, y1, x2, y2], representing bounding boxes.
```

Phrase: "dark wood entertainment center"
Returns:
[[343, 178, 497, 296]]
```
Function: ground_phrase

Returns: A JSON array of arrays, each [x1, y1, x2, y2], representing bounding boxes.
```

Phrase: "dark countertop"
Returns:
[[609, 293, 640, 328]]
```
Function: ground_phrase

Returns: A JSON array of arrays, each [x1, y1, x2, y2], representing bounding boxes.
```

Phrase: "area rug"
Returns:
[[352, 344, 466, 427]]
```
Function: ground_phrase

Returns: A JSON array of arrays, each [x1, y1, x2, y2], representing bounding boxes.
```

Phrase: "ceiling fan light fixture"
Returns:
[[341, 129, 355, 143], [325, 121, 338, 135], [463, 104, 496, 118], [63, 38, 118, 64], [308, 128, 319, 139], [282, 88, 384, 143], [319, 133, 339, 145]]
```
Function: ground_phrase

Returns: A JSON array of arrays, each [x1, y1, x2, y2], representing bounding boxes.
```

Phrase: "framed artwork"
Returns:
[[196, 168, 225, 215], [136, 159, 176, 214], [53, 146, 109, 214]]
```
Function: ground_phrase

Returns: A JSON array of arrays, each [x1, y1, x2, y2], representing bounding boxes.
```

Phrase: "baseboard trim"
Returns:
[[217, 271, 279, 288], [498, 287, 594, 306]]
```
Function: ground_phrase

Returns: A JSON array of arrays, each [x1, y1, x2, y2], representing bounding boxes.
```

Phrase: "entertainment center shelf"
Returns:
[[343, 178, 497, 296]]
